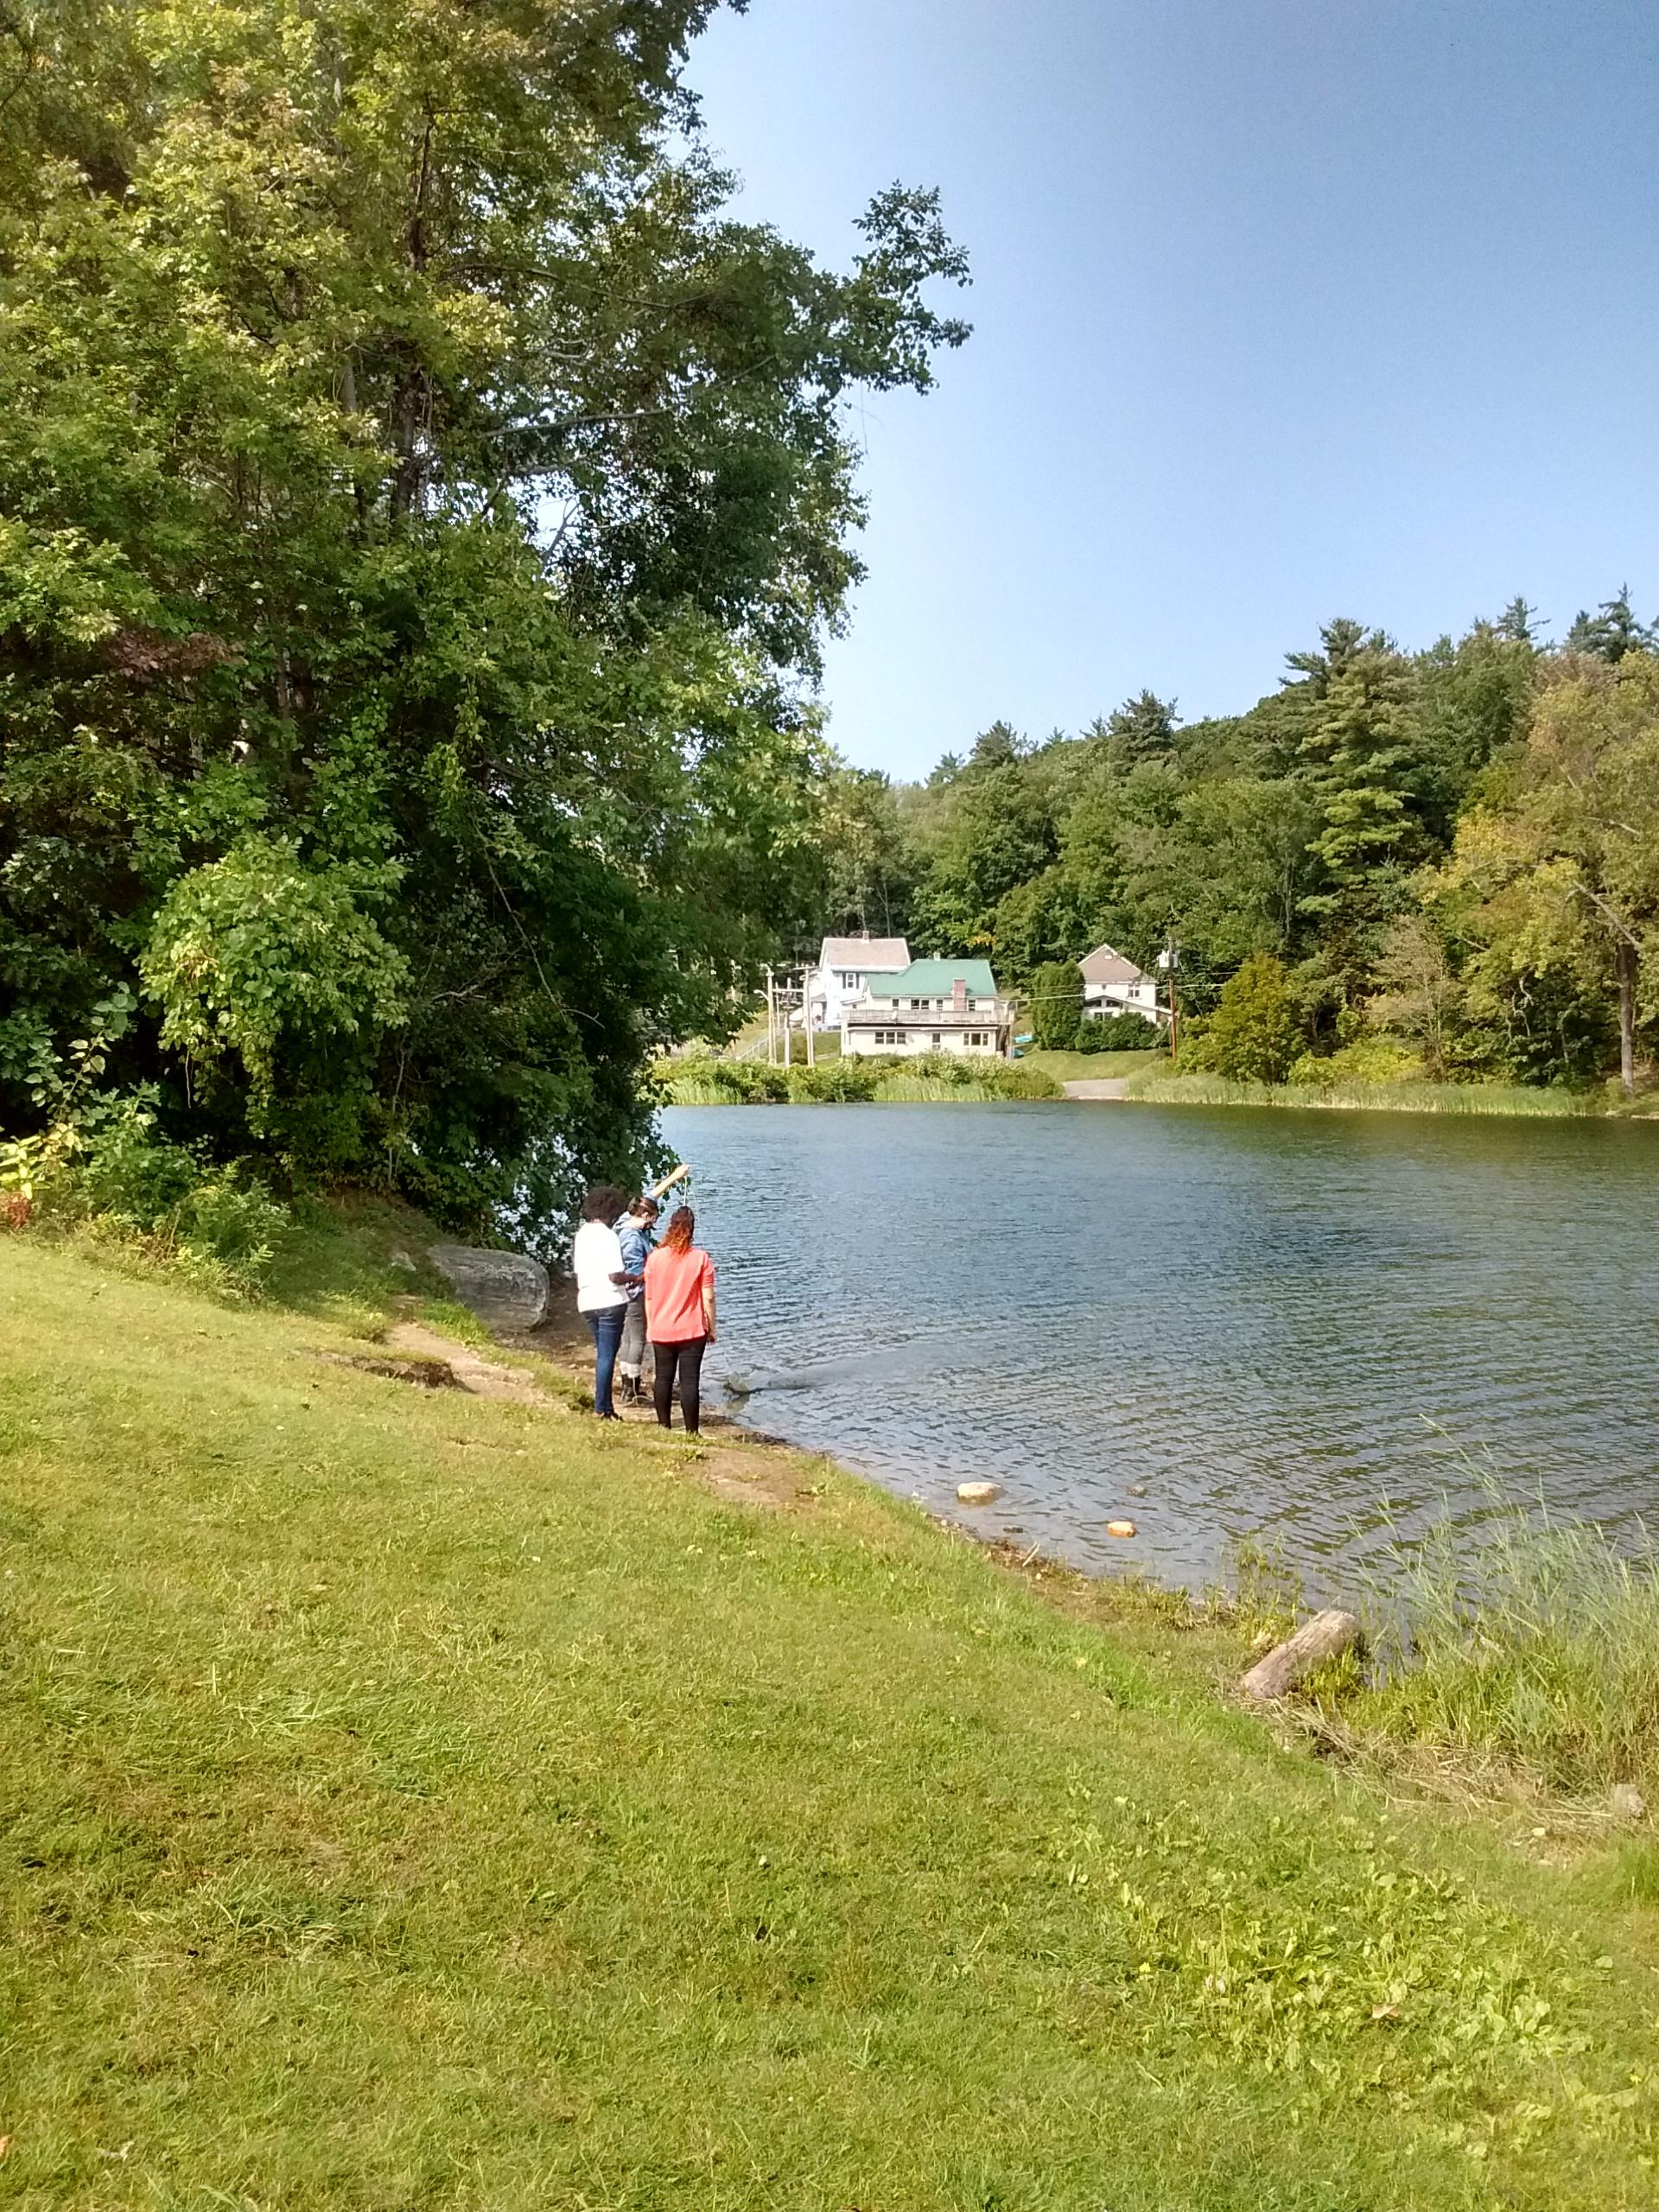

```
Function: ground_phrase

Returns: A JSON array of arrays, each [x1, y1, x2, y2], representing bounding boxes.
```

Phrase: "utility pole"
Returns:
[[764, 965, 776, 1065], [1160, 937, 1181, 1068]]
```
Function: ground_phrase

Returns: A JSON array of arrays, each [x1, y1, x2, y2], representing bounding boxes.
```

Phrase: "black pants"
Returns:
[[652, 1337, 708, 1433]]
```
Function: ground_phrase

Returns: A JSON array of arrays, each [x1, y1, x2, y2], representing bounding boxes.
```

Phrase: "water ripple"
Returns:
[[664, 1101, 1659, 1593]]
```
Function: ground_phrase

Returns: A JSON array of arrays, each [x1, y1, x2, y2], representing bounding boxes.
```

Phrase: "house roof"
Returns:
[[866, 958, 998, 1001], [817, 934, 910, 972], [1079, 943, 1147, 986]]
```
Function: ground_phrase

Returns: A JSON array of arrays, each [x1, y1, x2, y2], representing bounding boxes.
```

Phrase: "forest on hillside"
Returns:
[[811, 594, 1659, 1092]]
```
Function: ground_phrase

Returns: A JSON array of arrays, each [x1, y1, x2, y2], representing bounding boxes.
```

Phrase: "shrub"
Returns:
[[911, 1050, 978, 1087], [1181, 954, 1301, 1084], [1287, 1038, 1426, 1088], [1027, 960, 1084, 1050], [11, 1091, 293, 1297], [1079, 1011, 1163, 1052], [785, 1061, 878, 1103]]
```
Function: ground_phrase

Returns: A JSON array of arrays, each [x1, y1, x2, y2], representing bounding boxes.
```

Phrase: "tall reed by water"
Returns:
[[1329, 1490, 1659, 1796], [1127, 1071, 1598, 1117], [653, 1055, 1059, 1106]]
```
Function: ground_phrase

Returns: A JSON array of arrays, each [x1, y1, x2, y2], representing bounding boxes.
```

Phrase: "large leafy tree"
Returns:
[[0, 0, 968, 1231], [1435, 654, 1659, 1091]]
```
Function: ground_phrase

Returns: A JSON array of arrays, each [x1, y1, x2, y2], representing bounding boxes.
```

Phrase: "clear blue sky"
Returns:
[[687, 0, 1659, 779]]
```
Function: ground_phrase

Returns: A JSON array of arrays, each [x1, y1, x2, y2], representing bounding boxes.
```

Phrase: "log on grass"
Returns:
[[1240, 1608, 1362, 1700]]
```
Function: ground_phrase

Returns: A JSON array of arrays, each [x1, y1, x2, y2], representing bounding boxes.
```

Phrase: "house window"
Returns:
[[931, 1032, 942, 1046]]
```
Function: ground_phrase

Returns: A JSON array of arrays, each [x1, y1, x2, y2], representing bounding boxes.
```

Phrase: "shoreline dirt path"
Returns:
[[1062, 1076, 1130, 1100]]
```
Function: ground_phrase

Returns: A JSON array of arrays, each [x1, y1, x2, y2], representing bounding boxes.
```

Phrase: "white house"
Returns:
[[1078, 943, 1166, 1024], [808, 932, 910, 1033], [842, 959, 1010, 1058]]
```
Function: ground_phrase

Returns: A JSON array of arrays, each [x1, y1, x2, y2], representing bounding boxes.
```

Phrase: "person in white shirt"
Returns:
[[571, 1185, 633, 1419]]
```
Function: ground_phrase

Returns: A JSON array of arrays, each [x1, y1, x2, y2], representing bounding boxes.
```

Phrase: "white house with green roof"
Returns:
[[841, 958, 1010, 1058]]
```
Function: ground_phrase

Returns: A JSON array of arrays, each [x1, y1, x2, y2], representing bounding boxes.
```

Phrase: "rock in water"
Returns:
[[1106, 1519, 1136, 1539], [429, 1243, 549, 1332], [957, 1480, 1001, 1506]]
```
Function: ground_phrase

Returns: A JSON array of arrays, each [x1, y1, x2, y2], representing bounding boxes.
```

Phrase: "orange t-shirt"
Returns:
[[643, 1245, 715, 1343]]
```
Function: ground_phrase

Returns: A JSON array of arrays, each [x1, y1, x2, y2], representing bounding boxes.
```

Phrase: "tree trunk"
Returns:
[[1617, 937, 1637, 1096], [1240, 1608, 1362, 1700]]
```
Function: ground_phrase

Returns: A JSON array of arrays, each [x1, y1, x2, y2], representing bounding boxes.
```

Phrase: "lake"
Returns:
[[661, 1100, 1659, 1592]]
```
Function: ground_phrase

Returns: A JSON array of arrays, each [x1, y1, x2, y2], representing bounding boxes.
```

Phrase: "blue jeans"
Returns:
[[584, 1305, 626, 1417]]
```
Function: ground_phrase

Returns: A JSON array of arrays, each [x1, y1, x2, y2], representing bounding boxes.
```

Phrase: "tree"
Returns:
[[1105, 690, 1179, 763], [1026, 959, 1084, 1050], [814, 767, 916, 940], [1435, 655, 1659, 1091], [1365, 913, 1460, 1079], [1182, 954, 1301, 1084], [907, 727, 1057, 951], [0, 0, 969, 1230], [1287, 626, 1422, 995], [1566, 588, 1659, 664]]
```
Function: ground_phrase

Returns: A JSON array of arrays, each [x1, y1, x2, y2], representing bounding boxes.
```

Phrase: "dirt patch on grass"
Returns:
[[384, 1321, 563, 1408]]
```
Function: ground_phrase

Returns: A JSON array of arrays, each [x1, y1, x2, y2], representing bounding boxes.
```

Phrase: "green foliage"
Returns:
[[817, 610, 1659, 1101], [1326, 1489, 1659, 1798], [0, 0, 968, 1231], [1181, 954, 1301, 1084], [1565, 585, 1659, 664], [1128, 1069, 1593, 1117], [1079, 1011, 1162, 1052], [1287, 1038, 1423, 1088], [653, 1052, 1059, 1105], [22, 1092, 292, 1296], [785, 1059, 880, 1103], [1027, 958, 1084, 1049], [141, 836, 408, 1122]]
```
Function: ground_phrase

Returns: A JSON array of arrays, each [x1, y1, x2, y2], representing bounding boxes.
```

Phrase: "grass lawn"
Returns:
[[1019, 1048, 1162, 1084], [3, 1220, 1659, 2207]]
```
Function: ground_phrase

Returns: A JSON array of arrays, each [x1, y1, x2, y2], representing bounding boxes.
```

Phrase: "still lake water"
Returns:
[[662, 1101, 1659, 1592]]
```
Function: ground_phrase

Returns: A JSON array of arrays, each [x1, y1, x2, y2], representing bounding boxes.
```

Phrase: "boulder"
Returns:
[[428, 1243, 549, 1333], [957, 1480, 1001, 1506], [1608, 1783, 1648, 1824]]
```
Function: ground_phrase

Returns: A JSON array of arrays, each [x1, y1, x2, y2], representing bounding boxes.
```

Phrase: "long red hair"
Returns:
[[662, 1205, 696, 1253]]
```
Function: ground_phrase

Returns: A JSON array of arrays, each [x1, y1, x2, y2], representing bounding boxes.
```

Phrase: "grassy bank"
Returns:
[[654, 1053, 1060, 1105], [1015, 1047, 1162, 1084], [1315, 1497, 1659, 1803], [1126, 1070, 1603, 1116], [5, 1224, 1659, 2205]]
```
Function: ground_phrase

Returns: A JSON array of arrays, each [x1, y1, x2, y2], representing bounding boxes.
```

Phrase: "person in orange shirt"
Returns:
[[641, 1205, 716, 1433]]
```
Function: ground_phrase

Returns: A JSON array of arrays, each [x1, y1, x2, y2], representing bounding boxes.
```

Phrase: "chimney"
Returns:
[[951, 976, 967, 1013]]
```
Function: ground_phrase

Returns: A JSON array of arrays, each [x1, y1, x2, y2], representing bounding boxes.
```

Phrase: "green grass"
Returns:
[[1019, 1048, 1163, 1084], [4, 1225, 1659, 2205], [1126, 1071, 1600, 1116], [1319, 1493, 1659, 1801]]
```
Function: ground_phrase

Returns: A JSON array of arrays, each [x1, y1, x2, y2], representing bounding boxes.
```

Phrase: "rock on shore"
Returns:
[[429, 1243, 550, 1332]]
